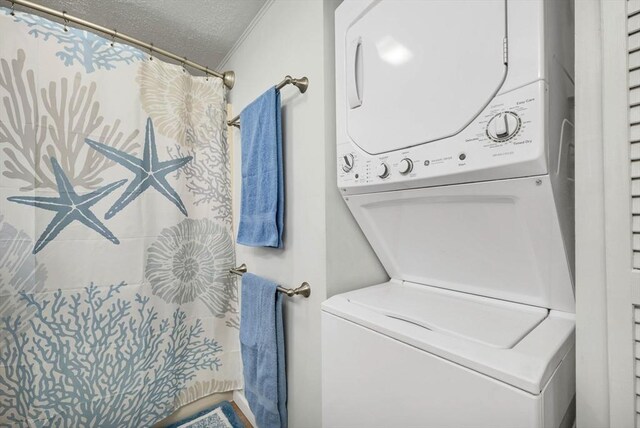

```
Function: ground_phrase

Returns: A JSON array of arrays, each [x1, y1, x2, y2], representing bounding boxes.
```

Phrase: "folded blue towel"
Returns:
[[237, 87, 284, 248], [240, 273, 287, 428]]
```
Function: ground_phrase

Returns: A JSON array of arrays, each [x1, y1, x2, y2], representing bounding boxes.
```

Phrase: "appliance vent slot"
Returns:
[[631, 1, 640, 269]]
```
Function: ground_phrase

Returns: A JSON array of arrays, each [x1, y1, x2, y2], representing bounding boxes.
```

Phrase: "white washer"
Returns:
[[322, 0, 575, 427]]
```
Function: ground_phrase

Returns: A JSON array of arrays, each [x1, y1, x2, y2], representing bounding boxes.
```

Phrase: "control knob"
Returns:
[[398, 158, 413, 175], [486, 111, 521, 142], [376, 162, 390, 179], [341, 153, 354, 172]]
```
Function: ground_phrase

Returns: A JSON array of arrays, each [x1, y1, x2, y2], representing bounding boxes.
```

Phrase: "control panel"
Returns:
[[337, 81, 546, 194]]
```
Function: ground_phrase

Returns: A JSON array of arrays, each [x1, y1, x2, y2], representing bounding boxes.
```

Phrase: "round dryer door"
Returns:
[[345, 0, 508, 155]]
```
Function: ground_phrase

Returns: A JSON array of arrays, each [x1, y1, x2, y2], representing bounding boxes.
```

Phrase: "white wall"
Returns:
[[220, 1, 387, 426]]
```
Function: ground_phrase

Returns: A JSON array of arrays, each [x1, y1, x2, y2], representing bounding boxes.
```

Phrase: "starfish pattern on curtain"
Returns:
[[85, 118, 194, 219], [7, 158, 126, 254]]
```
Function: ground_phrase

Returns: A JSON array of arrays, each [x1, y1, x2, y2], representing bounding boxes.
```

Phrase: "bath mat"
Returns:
[[166, 401, 245, 428]]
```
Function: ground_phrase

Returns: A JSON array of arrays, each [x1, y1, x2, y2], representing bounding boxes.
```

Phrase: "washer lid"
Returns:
[[322, 281, 576, 394], [347, 281, 548, 349], [344, 0, 507, 155]]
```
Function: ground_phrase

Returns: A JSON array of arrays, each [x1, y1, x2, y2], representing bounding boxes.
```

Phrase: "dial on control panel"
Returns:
[[376, 162, 390, 179], [486, 112, 521, 142], [399, 158, 413, 175], [342, 153, 354, 172]]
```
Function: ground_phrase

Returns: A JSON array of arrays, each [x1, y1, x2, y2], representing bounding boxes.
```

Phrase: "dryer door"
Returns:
[[344, 0, 508, 155]]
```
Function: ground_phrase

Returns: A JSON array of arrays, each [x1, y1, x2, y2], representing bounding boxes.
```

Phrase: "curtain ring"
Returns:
[[110, 30, 117, 47], [181, 57, 187, 73], [148, 43, 154, 61], [62, 11, 68, 32], [205, 67, 209, 81], [9, 1, 15, 16]]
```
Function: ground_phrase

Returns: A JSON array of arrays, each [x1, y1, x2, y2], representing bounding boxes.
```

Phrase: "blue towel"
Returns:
[[237, 87, 284, 248], [240, 273, 287, 428]]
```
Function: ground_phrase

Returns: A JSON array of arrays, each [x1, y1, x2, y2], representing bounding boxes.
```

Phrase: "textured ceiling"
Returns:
[[12, 0, 267, 70]]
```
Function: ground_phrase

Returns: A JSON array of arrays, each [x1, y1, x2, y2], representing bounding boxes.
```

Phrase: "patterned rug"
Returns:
[[166, 401, 245, 428]]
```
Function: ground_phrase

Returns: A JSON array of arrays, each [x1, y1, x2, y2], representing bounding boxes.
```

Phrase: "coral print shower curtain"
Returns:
[[0, 8, 241, 427]]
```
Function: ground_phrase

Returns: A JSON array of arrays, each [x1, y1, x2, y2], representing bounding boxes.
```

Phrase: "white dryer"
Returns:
[[322, 0, 575, 427]]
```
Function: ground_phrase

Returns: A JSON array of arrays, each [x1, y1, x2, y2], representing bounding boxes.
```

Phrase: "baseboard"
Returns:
[[233, 390, 257, 427]]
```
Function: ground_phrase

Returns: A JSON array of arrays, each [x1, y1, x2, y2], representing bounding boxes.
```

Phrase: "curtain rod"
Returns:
[[5, 0, 236, 89]]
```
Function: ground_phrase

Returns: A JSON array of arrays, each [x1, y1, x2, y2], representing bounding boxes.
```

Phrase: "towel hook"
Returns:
[[230, 263, 248, 275], [282, 282, 311, 298]]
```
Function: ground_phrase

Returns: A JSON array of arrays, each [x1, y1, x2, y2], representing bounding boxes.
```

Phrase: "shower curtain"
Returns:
[[0, 8, 241, 427]]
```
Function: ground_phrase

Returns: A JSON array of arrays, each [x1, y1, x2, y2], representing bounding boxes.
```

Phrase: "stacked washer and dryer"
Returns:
[[321, 1, 575, 427]]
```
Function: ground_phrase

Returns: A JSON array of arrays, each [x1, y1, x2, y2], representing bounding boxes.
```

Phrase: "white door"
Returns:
[[607, 0, 640, 425], [343, 0, 507, 155], [576, 0, 640, 426]]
